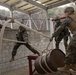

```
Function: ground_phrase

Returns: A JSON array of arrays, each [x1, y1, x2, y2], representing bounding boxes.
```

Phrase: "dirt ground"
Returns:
[[1, 66, 29, 75], [1, 66, 76, 75]]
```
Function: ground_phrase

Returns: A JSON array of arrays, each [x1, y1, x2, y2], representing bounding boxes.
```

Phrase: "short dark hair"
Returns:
[[19, 26, 26, 31]]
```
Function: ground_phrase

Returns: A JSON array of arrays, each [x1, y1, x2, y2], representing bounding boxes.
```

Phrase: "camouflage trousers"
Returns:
[[65, 30, 76, 64]]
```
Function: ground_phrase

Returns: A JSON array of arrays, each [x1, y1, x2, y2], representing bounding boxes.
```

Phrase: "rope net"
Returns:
[[0, 19, 52, 75]]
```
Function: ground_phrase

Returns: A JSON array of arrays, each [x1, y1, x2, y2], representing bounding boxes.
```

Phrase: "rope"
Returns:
[[15, 20, 51, 39], [2, 38, 27, 43], [0, 19, 11, 51], [2, 38, 42, 54], [45, 41, 51, 50], [44, 54, 54, 73], [41, 41, 51, 54], [0, 55, 27, 65], [0, 19, 52, 75], [1, 19, 51, 54]]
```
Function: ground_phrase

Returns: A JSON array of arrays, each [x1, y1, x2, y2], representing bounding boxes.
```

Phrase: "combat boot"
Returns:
[[9, 56, 14, 62], [57, 64, 71, 73]]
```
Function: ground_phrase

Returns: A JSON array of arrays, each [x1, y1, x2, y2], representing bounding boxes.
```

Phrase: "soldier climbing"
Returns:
[[50, 7, 76, 73]]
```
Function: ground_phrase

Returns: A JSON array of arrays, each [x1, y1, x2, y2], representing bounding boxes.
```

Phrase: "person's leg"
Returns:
[[24, 43, 40, 55], [55, 34, 63, 49], [55, 40, 60, 49], [10, 43, 21, 62], [58, 46, 76, 73], [55, 37, 59, 49], [64, 36, 68, 50], [58, 35, 76, 72]]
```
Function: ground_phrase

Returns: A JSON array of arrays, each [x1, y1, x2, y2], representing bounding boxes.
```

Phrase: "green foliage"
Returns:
[[48, 3, 76, 18]]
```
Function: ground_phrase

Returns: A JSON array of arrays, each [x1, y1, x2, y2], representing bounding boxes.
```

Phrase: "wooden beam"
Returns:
[[23, 0, 47, 10]]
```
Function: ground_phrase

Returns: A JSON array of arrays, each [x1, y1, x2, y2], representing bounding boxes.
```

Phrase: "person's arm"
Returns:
[[50, 25, 65, 41], [16, 32, 19, 41], [23, 31, 28, 42], [50, 18, 72, 41]]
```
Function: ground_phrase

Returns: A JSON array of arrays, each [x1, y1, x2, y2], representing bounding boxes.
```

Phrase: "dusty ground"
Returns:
[[1, 66, 75, 75], [1, 66, 29, 75], [0, 66, 58, 75]]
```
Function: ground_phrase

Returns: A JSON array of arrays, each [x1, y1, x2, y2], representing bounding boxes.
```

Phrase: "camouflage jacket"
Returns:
[[16, 31, 28, 42], [52, 17, 72, 38]]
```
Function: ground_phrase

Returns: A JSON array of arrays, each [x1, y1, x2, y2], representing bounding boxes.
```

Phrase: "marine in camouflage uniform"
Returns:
[[50, 7, 76, 72], [54, 16, 70, 50], [10, 26, 40, 62]]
